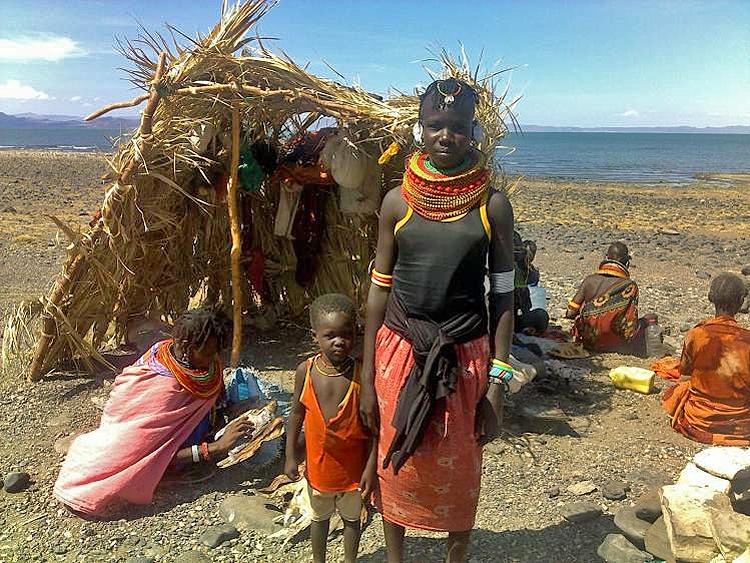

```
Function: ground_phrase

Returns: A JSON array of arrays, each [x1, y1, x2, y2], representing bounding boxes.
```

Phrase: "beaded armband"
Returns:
[[567, 300, 582, 310], [371, 269, 393, 289]]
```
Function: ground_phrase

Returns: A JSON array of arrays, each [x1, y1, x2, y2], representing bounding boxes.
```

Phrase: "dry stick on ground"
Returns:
[[227, 104, 243, 367]]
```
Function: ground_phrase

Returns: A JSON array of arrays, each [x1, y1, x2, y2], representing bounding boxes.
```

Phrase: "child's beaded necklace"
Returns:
[[314, 354, 354, 378]]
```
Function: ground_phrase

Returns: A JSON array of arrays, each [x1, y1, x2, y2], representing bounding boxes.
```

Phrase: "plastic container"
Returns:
[[528, 283, 548, 311], [644, 316, 665, 358], [609, 366, 656, 394]]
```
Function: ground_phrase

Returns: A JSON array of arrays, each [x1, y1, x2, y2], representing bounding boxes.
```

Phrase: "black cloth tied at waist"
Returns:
[[382, 292, 487, 474]]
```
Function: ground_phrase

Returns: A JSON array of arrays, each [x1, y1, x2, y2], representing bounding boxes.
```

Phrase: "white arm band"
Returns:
[[490, 270, 515, 294], [191, 445, 201, 463]]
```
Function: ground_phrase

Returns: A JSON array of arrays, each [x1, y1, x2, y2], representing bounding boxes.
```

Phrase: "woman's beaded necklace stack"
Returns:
[[401, 150, 490, 221]]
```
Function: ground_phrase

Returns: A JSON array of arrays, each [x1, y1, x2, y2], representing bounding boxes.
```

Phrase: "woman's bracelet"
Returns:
[[488, 359, 514, 385], [370, 268, 393, 288], [191, 445, 201, 463]]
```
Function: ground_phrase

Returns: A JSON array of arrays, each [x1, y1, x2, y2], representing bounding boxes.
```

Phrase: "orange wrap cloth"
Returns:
[[373, 325, 488, 532], [650, 356, 681, 381], [662, 316, 750, 446], [571, 278, 639, 352]]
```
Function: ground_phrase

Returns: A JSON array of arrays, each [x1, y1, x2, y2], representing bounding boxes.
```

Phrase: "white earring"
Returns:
[[412, 122, 424, 146]]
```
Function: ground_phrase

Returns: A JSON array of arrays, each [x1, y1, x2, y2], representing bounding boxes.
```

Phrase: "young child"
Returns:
[[285, 293, 376, 563]]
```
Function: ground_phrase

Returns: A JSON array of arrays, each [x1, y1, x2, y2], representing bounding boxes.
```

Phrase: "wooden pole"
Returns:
[[83, 94, 149, 122], [28, 227, 103, 381], [120, 52, 168, 185], [227, 105, 243, 367], [28, 52, 168, 382], [84, 82, 352, 123]]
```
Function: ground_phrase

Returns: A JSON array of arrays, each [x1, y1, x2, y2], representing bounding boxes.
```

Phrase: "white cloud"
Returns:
[[0, 79, 50, 100], [620, 109, 639, 118], [93, 96, 101, 102], [70, 95, 82, 102], [0, 34, 86, 62]]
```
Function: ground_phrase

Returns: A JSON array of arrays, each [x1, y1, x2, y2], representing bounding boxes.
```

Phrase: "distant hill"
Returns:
[[0, 112, 140, 130], [4, 113, 747, 135], [519, 124, 750, 134]]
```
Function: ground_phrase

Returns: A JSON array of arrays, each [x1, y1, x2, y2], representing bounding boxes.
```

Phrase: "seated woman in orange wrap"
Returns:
[[566, 242, 644, 354], [663, 273, 750, 445]]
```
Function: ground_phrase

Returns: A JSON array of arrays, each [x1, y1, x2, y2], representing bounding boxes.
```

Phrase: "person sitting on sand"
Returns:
[[285, 293, 376, 563], [54, 307, 254, 516], [662, 273, 750, 445], [514, 237, 549, 335], [566, 242, 644, 354]]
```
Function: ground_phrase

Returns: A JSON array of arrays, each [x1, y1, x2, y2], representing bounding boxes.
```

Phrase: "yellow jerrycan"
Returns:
[[609, 366, 655, 394]]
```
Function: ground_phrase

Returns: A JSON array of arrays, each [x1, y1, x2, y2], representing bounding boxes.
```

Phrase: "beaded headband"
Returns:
[[436, 80, 462, 108]]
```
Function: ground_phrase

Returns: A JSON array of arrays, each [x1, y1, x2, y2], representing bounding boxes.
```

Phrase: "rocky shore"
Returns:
[[1, 150, 748, 562]]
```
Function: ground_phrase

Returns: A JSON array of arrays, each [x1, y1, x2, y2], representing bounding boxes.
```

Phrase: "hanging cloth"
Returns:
[[238, 148, 264, 193], [291, 185, 329, 287], [274, 181, 303, 238]]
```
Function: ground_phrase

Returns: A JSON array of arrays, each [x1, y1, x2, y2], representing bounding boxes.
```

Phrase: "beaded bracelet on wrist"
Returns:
[[200, 442, 210, 462], [371, 269, 393, 288], [489, 358, 513, 383]]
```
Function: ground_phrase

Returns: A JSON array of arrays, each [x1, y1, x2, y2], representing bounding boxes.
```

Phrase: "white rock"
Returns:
[[694, 447, 750, 482], [660, 484, 728, 562], [677, 462, 731, 494], [710, 509, 750, 561], [734, 547, 750, 563], [567, 480, 597, 496]]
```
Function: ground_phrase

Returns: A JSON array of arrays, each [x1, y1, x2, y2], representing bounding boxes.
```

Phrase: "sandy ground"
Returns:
[[0, 149, 749, 562]]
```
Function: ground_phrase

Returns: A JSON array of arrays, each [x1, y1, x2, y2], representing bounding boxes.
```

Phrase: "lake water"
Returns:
[[1, 127, 748, 183], [0, 127, 125, 151], [500, 132, 750, 183]]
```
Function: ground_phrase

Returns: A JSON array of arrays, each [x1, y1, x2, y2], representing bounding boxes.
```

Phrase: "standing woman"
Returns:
[[360, 78, 515, 562]]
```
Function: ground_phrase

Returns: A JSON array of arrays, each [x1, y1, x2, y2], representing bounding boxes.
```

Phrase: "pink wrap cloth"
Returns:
[[53, 354, 217, 515]]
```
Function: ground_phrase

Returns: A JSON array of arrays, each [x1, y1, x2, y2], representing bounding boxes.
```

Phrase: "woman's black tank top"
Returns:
[[392, 200, 490, 323]]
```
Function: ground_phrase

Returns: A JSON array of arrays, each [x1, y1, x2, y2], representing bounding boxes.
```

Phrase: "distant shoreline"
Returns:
[[0, 146, 115, 153], [517, 126, 750, 134], [1, 147, 747, 188]]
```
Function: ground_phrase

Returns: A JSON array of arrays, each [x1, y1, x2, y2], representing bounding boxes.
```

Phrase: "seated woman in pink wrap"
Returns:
[[54, 308, 253, 516]]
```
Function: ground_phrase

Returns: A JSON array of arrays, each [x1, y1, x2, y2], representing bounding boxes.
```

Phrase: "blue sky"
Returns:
[[1, 0, 748, 127]]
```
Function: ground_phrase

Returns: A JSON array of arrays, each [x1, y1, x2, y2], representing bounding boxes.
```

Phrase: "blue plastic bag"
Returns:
[[226, 366, 262, 404]]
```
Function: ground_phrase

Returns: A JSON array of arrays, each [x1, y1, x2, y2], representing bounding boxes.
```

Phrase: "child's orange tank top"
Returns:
[[300, 355, 369, 492]]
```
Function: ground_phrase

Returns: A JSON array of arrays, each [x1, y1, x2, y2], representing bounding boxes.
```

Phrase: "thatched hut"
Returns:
[[1, 0, 518, 381]]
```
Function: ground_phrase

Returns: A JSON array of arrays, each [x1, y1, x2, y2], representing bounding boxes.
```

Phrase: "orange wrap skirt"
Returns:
[[373, 325, 489, 532]]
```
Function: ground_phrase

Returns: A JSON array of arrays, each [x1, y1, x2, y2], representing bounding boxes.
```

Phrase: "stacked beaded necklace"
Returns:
[[401, 150, 490, 221], [152, 339, 223, 399], [596, 260, 630, 279]]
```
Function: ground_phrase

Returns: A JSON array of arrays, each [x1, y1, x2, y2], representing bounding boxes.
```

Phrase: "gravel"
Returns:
[[1, 153, 747, 561]]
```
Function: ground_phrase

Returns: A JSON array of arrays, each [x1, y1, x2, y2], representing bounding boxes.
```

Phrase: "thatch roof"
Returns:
[[1, 0, 518, 381]]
